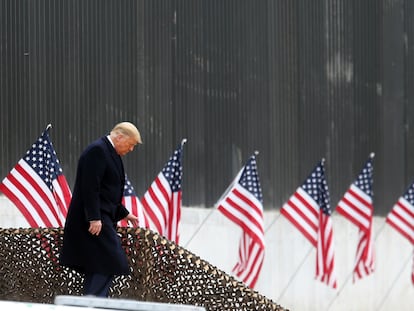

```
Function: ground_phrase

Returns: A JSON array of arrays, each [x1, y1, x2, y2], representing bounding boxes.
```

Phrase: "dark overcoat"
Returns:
[[60, 137, 130, 275]]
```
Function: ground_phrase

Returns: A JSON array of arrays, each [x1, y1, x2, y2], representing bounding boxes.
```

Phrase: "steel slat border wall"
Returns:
[[1, 0, 414, 215], [405, 0, 414, 185]]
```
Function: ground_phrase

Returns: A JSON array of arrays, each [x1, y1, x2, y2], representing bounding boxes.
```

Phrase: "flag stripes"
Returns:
[[316, 209, 336, 288], [141, 173, 173, 235], [233, 233, 265, 287], [386, 182, 414, 284], [336, 154, 375, 282], [0, 126, 71, 228], [218, 186, 264, 248], [217, 153, 265, 288], [281, 187, 319, 246], [387, 195, 414, 244], [168, 191, 182, 242], [281, 159, 337, 288], [53, 175, 72, 217], [353, 230, 375, 280], [139, 140, 186, 243], [335, 185, 372, 231]]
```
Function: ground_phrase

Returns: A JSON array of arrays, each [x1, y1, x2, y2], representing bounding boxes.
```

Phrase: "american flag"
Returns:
[[119, 175, 149, 228], [335, 153, 375, 281], [216, 153, 265, 288], [0, 125, 72, 227], [386, 182, 414, 244], [281, 159, 337, 288], [140, 139, 186, 243], [386, 181, 414, 284]]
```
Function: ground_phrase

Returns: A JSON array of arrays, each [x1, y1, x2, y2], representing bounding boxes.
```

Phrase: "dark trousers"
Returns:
[[83, 273, 113, 297]]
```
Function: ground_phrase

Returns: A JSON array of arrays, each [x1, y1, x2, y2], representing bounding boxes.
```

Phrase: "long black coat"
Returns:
[[60, 137, 130, 275]]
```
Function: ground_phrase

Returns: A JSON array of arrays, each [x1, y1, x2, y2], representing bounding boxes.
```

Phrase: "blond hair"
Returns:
[[111, 122, 142, 144]]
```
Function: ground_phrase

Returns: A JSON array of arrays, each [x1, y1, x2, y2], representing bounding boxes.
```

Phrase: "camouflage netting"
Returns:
[[0, 227, 288, 310]]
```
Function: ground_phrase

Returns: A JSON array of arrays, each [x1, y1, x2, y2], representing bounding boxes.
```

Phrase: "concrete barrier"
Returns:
[[54, 295, 206, 311], [0, 300, 105, 311]]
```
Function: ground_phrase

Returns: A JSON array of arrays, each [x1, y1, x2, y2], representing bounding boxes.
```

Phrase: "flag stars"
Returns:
[[302, 162, 331, 215], [403, 183, 414, 204], [162, 146, 184, 192], [23, 130, 65, 191], [239, 156, 263, 203], [355, 160, 374, 196], [123, 175, 138, 196]]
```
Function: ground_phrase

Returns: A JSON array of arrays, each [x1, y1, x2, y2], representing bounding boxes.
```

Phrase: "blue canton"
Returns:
[[403, 182, 414, 205], [238, 155, 263, 203], [124, 176, 137, 196], [301, 161, 331, 215], [161, 144, 183, 192], [354, 158, 373, 197], [23, 130, 63, 192]]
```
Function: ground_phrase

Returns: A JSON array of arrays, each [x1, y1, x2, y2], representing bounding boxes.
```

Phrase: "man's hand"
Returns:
[[125, 213, 139, 227], [89, 220, 102, 235]]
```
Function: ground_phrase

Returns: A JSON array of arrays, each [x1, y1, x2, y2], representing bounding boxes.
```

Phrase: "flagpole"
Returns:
[[181, 138, 187, 147]]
